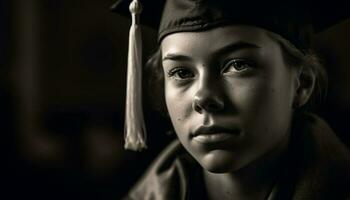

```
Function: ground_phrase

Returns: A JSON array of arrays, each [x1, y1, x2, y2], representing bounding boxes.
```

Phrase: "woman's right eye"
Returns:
[[167, 67, 195, 80]]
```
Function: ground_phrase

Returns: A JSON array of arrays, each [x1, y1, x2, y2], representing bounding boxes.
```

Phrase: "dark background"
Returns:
[[2, 0, 350, 199]]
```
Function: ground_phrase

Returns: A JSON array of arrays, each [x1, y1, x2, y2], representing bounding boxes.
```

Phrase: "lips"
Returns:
[[192, 125, 240, 143]]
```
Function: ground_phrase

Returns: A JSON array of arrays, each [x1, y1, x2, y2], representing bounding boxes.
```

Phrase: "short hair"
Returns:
[[145, 48, 166, 114], [265, 31, 328, 110], [145, 31, 328, 114]]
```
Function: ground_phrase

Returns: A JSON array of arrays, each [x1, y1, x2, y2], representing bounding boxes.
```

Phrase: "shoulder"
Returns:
[[123, 140, 195, 200], [290, 113, 350, 199], [298, 113, 350, 166]]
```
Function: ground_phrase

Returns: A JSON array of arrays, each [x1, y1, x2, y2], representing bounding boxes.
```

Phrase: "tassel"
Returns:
[[124, 0, 147, 151]]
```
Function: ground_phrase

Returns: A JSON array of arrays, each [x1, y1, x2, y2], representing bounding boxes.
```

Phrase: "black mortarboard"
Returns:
[[112, 0, 349, 50], [111, 0, 349, 151]]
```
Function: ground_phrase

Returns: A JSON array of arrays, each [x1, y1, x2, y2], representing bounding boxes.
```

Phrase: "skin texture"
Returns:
[[160, 25, 315, 199]]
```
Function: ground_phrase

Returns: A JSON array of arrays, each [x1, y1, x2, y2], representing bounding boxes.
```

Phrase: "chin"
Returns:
[[198, 149, 250, 173]]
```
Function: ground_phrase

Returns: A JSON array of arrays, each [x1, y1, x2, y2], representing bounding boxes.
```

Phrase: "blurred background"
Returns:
[[2, 0, 350, 199]]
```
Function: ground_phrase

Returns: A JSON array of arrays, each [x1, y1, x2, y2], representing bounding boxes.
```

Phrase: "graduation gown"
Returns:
[[123, 114, 350, 200]]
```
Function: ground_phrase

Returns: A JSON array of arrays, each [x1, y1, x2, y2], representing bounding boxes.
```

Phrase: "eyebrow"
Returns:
[[162, 54, 192, 62], [213, 41, 261, 57], [162, 41, 261, 62]]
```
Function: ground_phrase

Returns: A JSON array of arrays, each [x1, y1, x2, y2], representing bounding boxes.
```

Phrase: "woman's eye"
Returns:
[[168, 68, 194, 80], [222, 59, 255, 74]]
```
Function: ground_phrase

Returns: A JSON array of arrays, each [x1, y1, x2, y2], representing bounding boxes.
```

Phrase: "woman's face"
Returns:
[[161, 25, 299, 173]]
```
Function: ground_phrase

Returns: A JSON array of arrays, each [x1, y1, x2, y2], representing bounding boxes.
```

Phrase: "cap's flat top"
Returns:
[[111, 0, 350, 32]]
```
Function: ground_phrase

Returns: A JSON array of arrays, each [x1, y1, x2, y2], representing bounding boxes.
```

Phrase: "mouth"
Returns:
[[192, 126, 240, 144]]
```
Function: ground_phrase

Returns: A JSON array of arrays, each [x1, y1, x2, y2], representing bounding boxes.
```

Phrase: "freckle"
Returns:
[[177, 118, 181, 121]]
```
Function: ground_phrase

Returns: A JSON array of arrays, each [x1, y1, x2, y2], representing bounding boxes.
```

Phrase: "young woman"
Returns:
[[112, 0, 350, 199]]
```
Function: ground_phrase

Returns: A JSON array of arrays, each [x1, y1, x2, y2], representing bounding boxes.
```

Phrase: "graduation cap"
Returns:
[[111, 0, 350, 151]]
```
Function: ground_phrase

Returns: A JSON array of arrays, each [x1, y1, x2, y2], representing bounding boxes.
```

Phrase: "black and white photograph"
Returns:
[[3, 0, 350, 199]]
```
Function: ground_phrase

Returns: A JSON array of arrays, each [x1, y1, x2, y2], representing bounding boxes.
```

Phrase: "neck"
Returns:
[[203, 133, 290, 200]]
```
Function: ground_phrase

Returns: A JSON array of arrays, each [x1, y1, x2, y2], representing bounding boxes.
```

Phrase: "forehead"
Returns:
[[160, 25, 278, 56]]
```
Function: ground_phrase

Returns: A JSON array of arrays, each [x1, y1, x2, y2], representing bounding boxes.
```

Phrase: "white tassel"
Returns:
[[124, 0, 147, 151]]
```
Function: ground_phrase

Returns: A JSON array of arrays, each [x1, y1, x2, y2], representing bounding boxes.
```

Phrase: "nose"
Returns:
[[192, 79, 225, 114]]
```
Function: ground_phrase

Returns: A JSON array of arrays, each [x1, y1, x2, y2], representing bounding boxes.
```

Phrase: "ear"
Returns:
[[293, 66, 316, 108]]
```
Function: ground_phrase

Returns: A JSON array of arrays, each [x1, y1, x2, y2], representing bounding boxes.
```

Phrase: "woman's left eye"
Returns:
[[222, 59, 256, 74]]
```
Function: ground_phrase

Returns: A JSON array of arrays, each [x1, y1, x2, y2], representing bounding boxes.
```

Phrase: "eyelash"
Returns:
[[167, 67, 194, 80], [222, 59, 256, 75]]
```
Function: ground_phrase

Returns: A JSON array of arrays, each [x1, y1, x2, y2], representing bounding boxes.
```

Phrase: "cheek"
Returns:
[[221, 76, 293, 167], [231, 67, 294, 118], [226, 67, 295, 136], [245, 71, 294, 142], [164, 83, 193, 132], [224, 78, 274, 115]]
